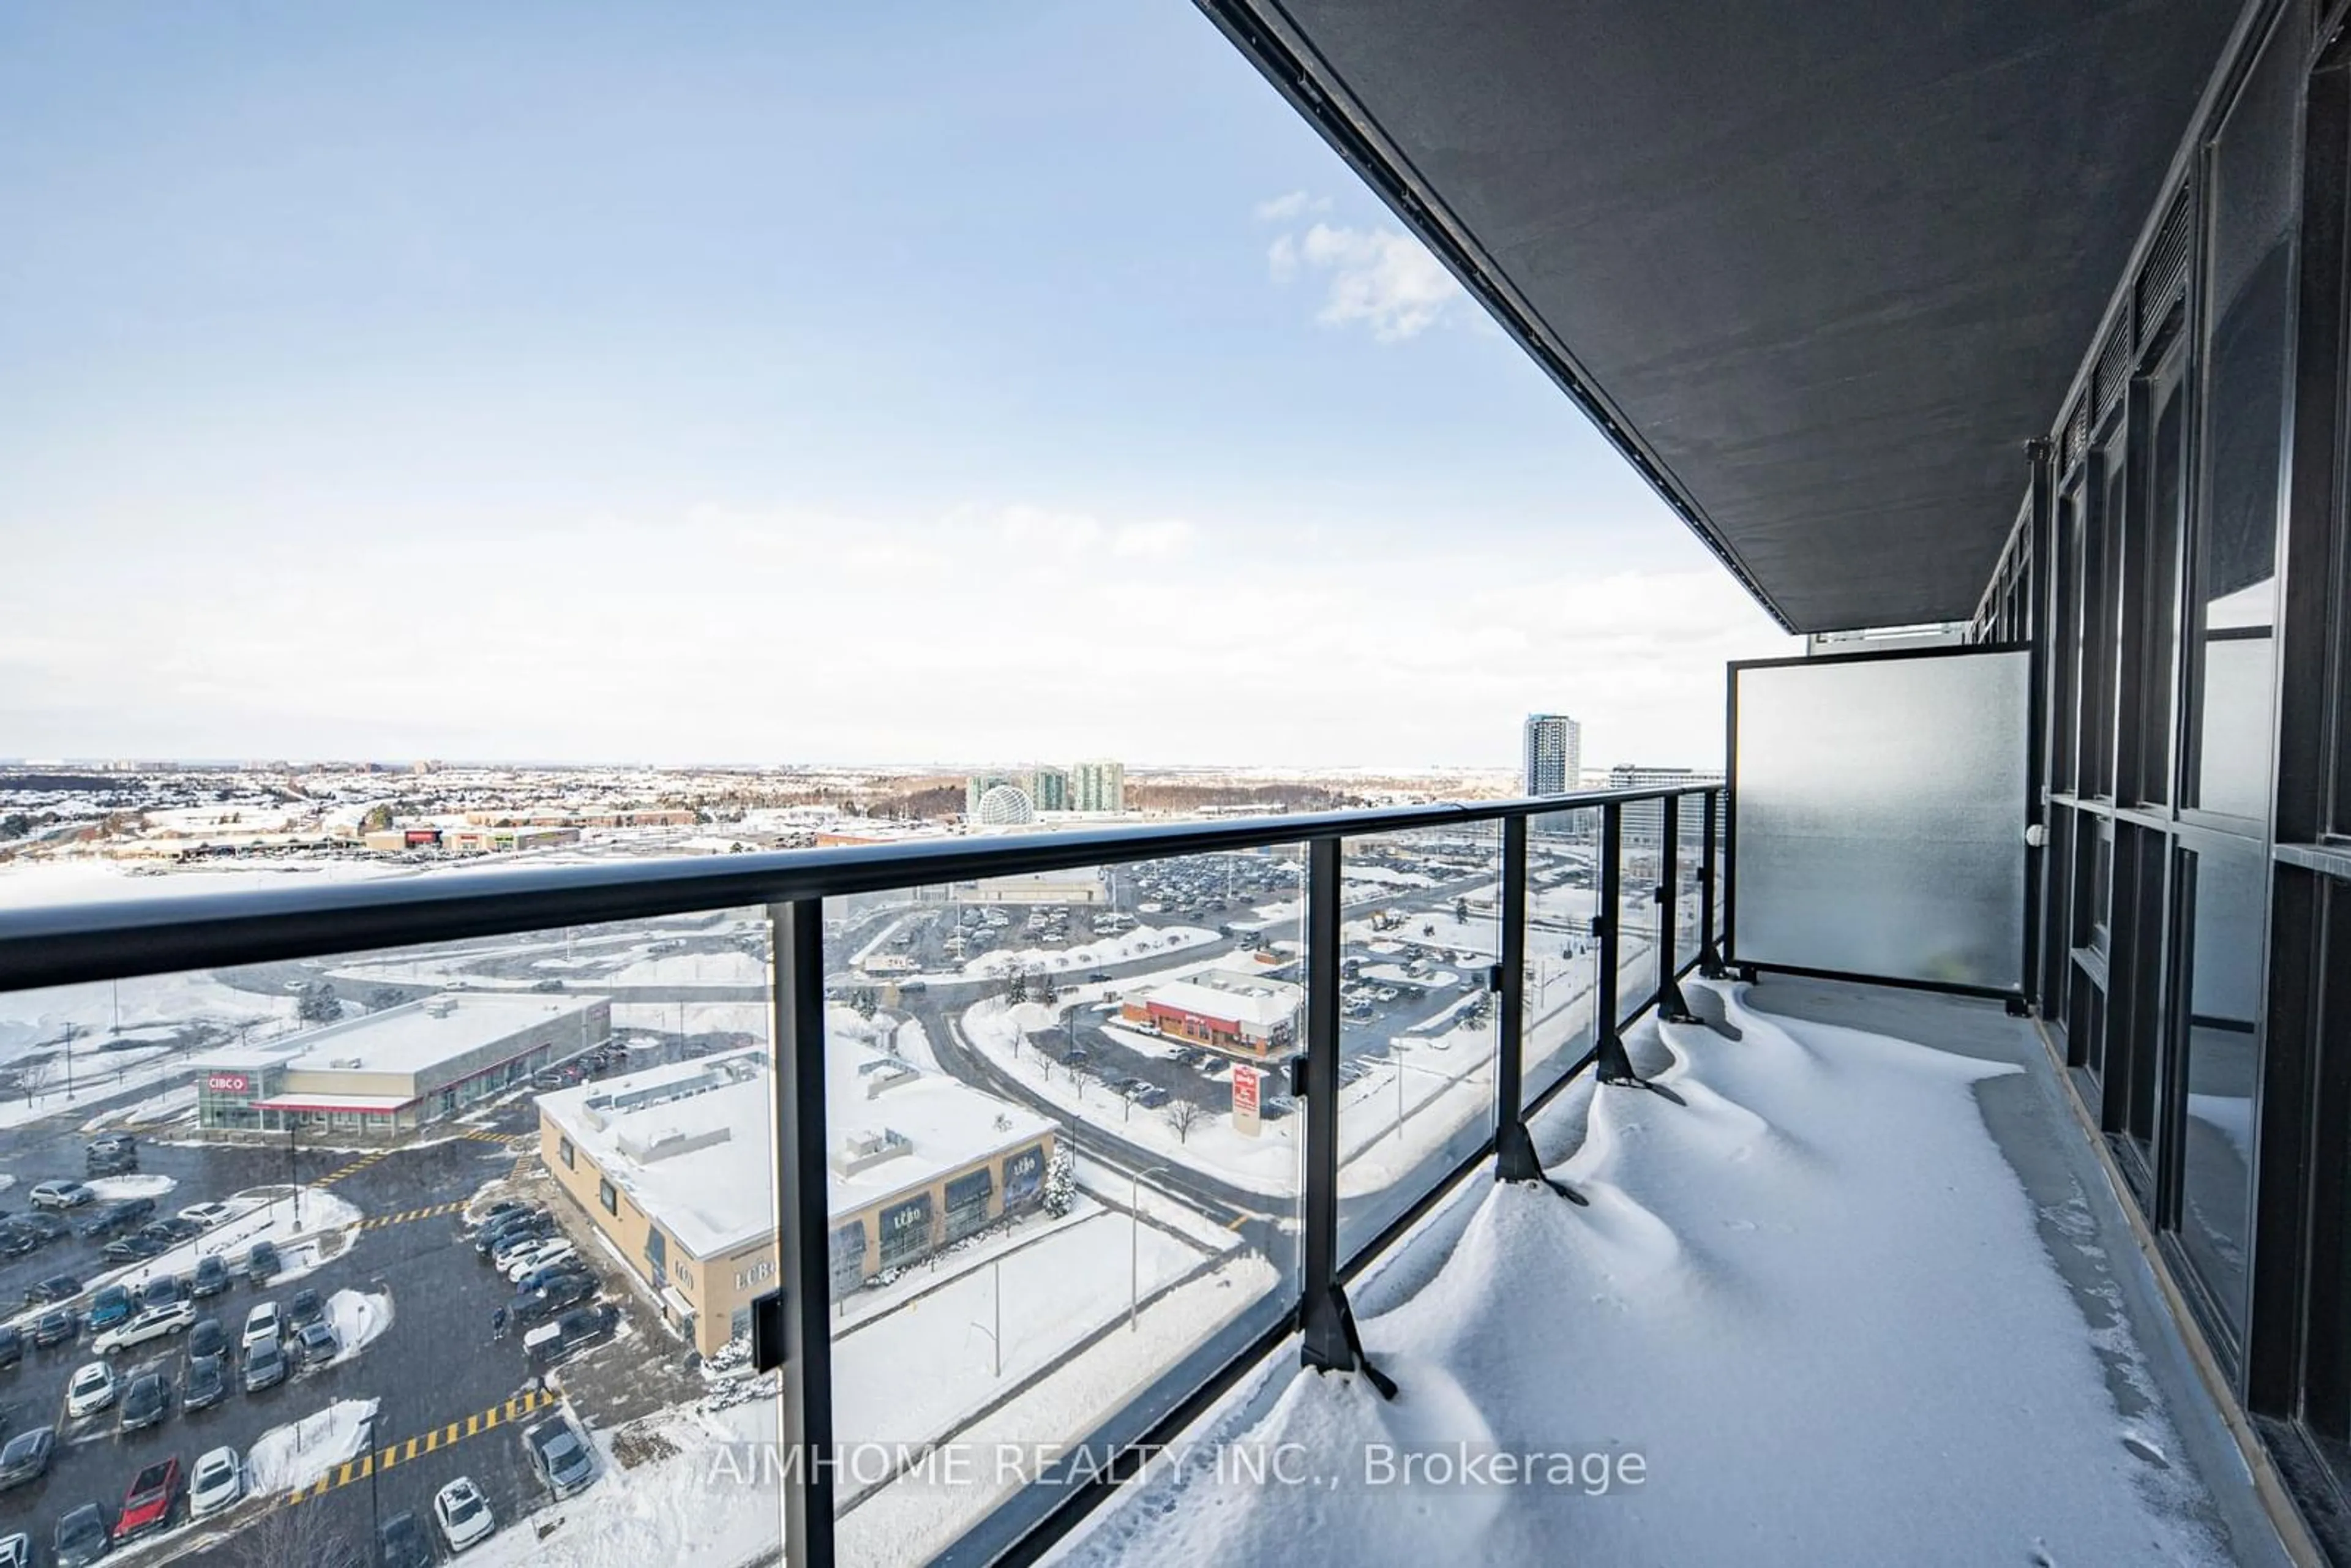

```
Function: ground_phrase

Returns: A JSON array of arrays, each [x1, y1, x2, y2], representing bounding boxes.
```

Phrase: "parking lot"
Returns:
[[0, 1068, 662, 1564]]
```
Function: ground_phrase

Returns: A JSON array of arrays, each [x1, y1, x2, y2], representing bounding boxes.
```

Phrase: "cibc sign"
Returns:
[[205, 1073, 250, 1095]]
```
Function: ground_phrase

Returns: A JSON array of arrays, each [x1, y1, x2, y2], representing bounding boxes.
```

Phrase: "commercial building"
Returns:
[[966, 762, 1124, 817], [193, 992, 609, 1138], [536, 1041, 1056, 1355], [1072, 759, 1126, 814], [1028, 766, 1070, 812], [1608, 763, 1725, 855], [1522, 715, 1581, 797], [1121, 970, 1303, 1058]]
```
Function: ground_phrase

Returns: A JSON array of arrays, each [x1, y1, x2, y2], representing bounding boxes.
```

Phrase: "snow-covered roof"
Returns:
[[1142, 975, 1303, 1031], [277, 992, 604, 1080], [536, 1033, 1052, 1259]]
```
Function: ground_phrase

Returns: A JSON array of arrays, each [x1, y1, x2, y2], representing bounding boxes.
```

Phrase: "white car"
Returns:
[[66, 1361, 118, 1420], [502, 1240, 576, 1283], [433, 1476, 496, 1553], [28, 1180, 93, 1210], [0, 1532, 26, 1568], [178, 1201, 236, 1229], [92, 1300, 197, 1356], [190, 1446, 243, 1517], [241, 1301, 282, 1354]]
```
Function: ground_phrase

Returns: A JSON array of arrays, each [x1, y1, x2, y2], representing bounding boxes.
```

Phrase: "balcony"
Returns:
[[7, 0, 2351, 1563]]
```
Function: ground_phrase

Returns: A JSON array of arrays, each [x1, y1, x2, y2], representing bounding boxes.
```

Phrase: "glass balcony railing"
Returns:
[[0, 785, 1716, 1567]]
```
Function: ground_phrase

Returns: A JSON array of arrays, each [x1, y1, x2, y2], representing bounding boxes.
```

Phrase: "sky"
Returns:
[[0, 2, 1796, 774]]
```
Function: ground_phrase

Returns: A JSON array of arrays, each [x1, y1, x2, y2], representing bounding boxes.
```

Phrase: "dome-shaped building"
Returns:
[[973, 783, 1037, 827]]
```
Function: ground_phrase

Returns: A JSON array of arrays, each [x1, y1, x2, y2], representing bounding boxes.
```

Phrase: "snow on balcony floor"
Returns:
[[1057, 980, 2284, 1567]]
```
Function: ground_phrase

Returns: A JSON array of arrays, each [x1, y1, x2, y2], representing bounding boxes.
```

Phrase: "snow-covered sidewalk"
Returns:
[[1061, 981, 2275, 1567]]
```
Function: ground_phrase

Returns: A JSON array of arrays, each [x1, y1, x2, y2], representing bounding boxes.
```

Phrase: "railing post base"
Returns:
[[1658, 973, 1698, 1025], [1300, 1282, 1397, 1400], [1595, 1027, 1687, 1105], [1698, 938, 1728, 980], [1494, 1117, 1587, 1203]]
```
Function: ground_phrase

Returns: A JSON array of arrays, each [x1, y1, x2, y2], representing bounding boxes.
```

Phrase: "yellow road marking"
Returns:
[[289, 1390, 557, 1503]]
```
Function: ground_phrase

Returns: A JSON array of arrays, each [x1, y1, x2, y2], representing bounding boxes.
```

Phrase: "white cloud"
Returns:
[[1253, 191, 1330, 222], [0, 498, 1793, 769], [1264, 221, 1468, 342]]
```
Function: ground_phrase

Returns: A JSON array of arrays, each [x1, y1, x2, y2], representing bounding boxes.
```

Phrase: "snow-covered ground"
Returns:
[[958, 925, 1218, 981], [83, 1172, 178, 1201], [833, 1207, 1212, 1452], [0, 969, 298, 1062], [247, 1398, 380, 1494], [609, 1002, 770, 1039], [604, 949, 767, 986], [326, 1288, 395, 1358], [1060, 984, 2257, 1567]]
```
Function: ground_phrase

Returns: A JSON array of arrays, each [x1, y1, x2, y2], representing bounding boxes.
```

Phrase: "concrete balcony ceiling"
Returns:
[[1210, 0, 2244, 631]]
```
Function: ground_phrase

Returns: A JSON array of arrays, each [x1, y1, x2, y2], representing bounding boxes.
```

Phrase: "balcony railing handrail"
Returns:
[[0, 783, 1720, 992]]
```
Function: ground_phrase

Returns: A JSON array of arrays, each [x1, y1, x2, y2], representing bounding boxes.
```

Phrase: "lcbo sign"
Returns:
[[1231, 1063, 1262, 1138], [205, 1074, 250, 1094]]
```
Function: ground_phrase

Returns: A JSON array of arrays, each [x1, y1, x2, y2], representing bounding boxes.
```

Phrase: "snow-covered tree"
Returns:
[[1042, 1146, 1076, 1217]]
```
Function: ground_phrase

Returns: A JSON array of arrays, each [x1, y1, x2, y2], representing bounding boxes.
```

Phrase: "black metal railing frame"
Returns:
[[0, 782, 1723, 1567]]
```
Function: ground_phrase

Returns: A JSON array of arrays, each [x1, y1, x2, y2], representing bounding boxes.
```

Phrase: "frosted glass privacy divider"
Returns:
[[1729, 648, 2030, 993]]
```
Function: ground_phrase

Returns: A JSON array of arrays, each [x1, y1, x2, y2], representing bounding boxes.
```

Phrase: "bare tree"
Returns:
[[232, 1501, 366, 1568], [1068, 1059, 1100, 1105], [1165, 1098, 1207, 1144]]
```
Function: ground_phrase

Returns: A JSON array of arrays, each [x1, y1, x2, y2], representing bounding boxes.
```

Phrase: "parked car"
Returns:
[[0, 1326, 20, 1371], [145, 1217, 203, 1246], [0, 1532, 23, 1568], [22, 1274, 80, 1310], [380, 1510, 435, 1568], [93, 1300, 195, 1356], [86, 1285, 133, 1332], [114, 1455, 181, 1540], [53, 1504, 110, 1568], [118, 1371, 168, 1433], [523, 1414, 596, 1498], [183, 1352, 227, 1412], [30, 1310, 78, 1349], [188, 1317, 226, 1360], [467, 1199, 525, 1232], [475, 1212, 547, 1257], [433, 1475, 496, 1552], [285, 1288, 323, 1333], [514, 1271, 596, 1318], [138, 1275, 186, 1312], [241, 1338, 286, 1394], [503, 1240, 576, 1283], [190, 1256, 231, 1299], [189, 1446, 241, 1518], [84, 1146, 137, 1178], [293, 1321, 337, 1367], [101, 1233, 166, 1265], [65, 1360, 117, 1420], [512, 1259, 590, 1296], [177, 1201, 234, 1229], [0, 1427, 55, 1491], [524, 1304, 620, 1365], [240, 1302, 280, 1354], [13, 1212, 69, 1244], [244, 1240, 280, 1282], [0, 1227, 40, 1261]]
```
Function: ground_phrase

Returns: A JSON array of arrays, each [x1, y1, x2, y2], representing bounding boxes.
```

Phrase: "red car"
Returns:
[[114, 1455, 181, 1540]]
